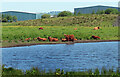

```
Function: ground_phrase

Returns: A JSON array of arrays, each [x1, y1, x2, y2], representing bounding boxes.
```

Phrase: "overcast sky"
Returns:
[[1, 0, 119, 13], [2, 0, 119, 2]]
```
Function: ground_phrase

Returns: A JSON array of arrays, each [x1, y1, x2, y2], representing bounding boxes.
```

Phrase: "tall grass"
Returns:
[[2, 65, 120, 76], [2, 14, 118, 27]]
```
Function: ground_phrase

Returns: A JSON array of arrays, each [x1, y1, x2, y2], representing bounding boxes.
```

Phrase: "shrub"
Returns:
[[105, 8, 118, 14], [2, 18, 8, 22], [74, 11, 77, 15], [6, 15, 13, 21], [13, 16, 17, 22], [57, 11, 73, 17], [41, 14, 50, 19], [92, 10, 95, 14], [2, 14, 17, 22], [96, 9, 101, 14], [77, 11, 81, 16], [99, 10, 105, 14]]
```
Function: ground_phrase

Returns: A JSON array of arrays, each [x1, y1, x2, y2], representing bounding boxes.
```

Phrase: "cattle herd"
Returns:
[[25, 27, 101, 42]]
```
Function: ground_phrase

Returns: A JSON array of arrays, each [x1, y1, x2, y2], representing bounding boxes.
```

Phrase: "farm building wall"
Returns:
[[74, 5, 118, 14], [2, 11, 36, 21]]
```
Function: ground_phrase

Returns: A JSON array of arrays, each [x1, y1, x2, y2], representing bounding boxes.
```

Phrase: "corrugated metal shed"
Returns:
[[2, 11, 36, 21], [74, 5, 118, 14]]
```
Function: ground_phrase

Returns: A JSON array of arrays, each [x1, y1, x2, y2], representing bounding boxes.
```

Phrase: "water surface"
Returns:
[[2, 42, 119, 72]]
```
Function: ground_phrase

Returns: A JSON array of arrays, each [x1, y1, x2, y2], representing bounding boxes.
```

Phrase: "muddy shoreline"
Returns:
[[1, 40, 120, 48]]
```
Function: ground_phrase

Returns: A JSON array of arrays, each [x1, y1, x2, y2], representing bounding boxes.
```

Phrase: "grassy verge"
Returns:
[[2, 65, 120, 76]]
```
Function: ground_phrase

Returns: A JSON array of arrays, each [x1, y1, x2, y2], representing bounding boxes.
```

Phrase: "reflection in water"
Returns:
[[2, 42, 119, 72]]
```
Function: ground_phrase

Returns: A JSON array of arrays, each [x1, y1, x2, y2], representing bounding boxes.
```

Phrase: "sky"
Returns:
[[1, 0, 119, 13]]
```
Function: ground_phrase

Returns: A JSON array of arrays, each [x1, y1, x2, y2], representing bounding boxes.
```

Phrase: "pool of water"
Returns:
[[2, 42, 119, 72]]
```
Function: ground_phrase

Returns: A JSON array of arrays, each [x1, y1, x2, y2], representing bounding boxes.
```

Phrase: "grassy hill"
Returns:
[[2, 14, 118, 27]]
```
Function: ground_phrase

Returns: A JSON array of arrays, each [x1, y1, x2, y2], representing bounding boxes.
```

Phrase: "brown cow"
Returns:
[[69, 35, 74, 41], [37, 37, 47, 41], [93, 27, 100, 30], [25, 38, 31, 41], [98, 27, 100, 29], [33, 38, 37, 40], [74, 28, 77, 30], [39, 27, 43, 30], [48, 37, 58, 42], [64, 34, 74, 41], [92, 35, 100, 39], [64, 34, 69, 41], [62, 38, 67, 42], [74, 38, 77, 41]]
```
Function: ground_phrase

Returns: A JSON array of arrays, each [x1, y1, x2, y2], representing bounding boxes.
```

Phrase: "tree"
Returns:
[[111, 9, 118, 14], [74, 11, 77, 16], [2, 14, 7, 19], [13, 16, 17, 22], [2, 18, 8, 22], [57, 11, 73, 17], [105, 8, 118, 14], [41, 14, 50, 19], [96, 9, 105, 14], [105, 8, 113, 14], [96, 9, 101, 14], [2, 14, 18, 22], [99, 10, 105, 14], [77, 11, 81, 16], [92, 10, 95, 14], [6, 15, 13, 22]]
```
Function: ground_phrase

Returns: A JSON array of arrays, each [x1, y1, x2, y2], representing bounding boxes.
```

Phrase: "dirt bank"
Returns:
[[1, 40, 120, 48]]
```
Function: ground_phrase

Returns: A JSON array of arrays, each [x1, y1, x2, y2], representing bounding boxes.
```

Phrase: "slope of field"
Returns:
[[2, 14, 118, 27]]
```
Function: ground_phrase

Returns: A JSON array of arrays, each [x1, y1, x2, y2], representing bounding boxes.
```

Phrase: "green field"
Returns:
[[2, 26, 118, 40], [2, 26, 118, 47], [1, 14, 119, 47]]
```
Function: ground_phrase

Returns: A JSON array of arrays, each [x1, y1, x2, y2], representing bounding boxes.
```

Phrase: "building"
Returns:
[[2, 11, 61, 21], [2, 11, 36, 21], [74, 5, 118, 14]]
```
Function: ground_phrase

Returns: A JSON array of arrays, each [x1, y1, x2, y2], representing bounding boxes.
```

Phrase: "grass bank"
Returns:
[[2, 65, 120, 77]]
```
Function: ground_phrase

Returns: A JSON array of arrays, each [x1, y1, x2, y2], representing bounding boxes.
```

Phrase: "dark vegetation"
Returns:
[[76, 8, 119, 15], [96, 8, 119, 14], [57, 11, 73, 17], [2, 65, 120, 76], [104, 8, 119, 14], [41, 8, 119, 18], [41, 14, 51, 19], [0, 14, 17, 22]]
